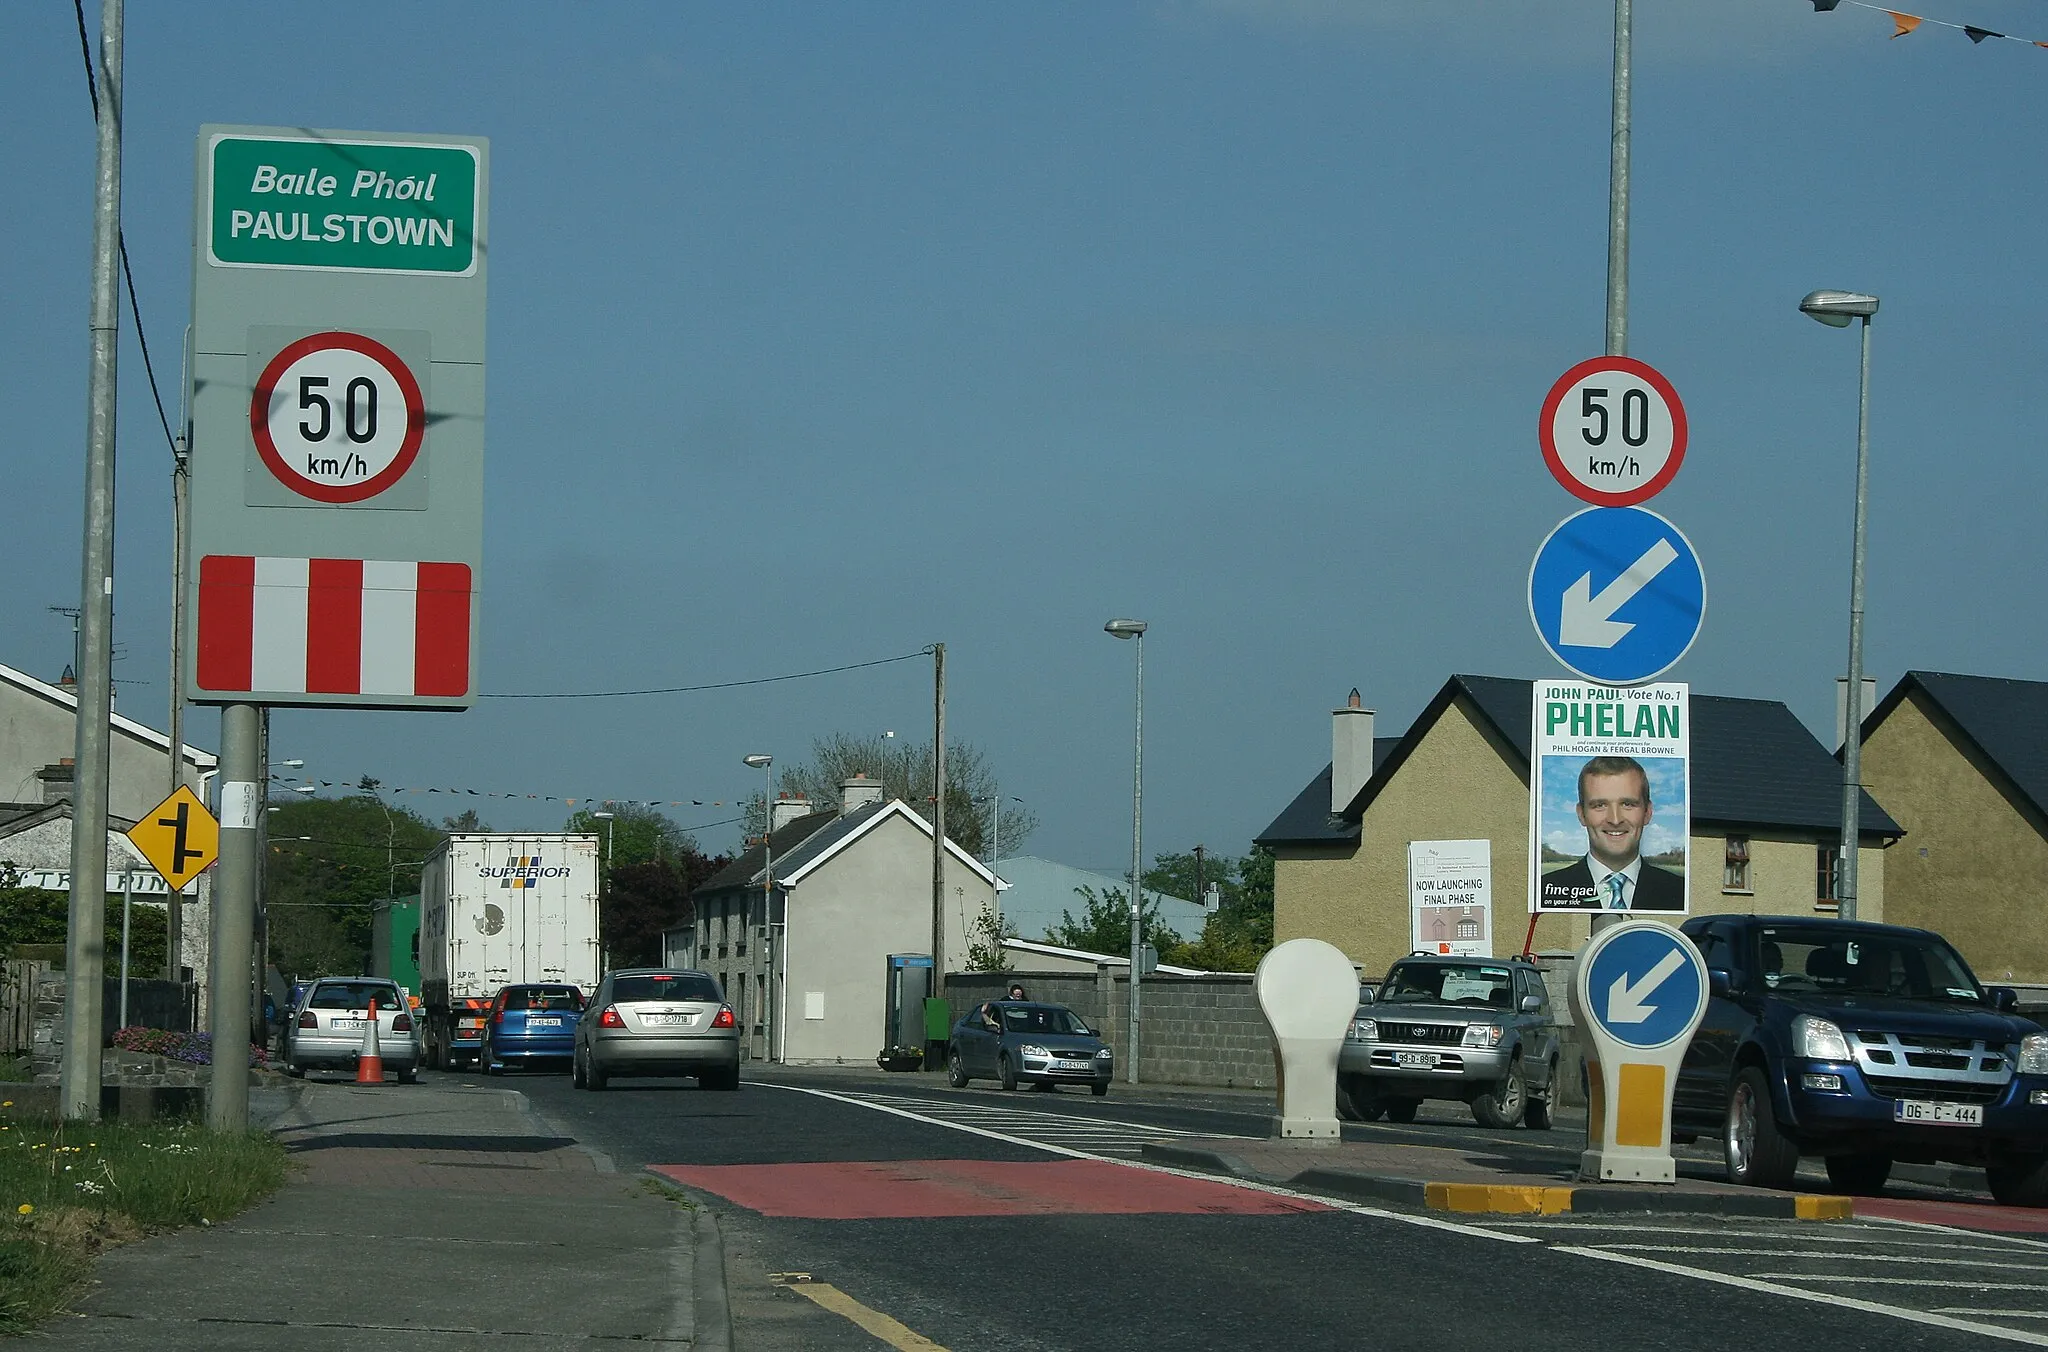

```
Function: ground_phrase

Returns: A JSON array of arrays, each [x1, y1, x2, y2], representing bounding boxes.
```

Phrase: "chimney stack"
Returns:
[[839, 773, 884, 817], [770, 793, 814, 832], [1331, 688, 1375, 815], [36, 758, 76, 806]]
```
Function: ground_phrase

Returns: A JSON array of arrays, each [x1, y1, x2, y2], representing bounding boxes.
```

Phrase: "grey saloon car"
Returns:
[[285, 976, 421, 1082], [572, 968, 740, 1091], [1338, 955, 1561, 1129], [947, 1000, 1113, 1094]]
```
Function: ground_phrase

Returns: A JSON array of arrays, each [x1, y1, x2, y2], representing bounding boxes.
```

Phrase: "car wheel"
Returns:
[[1472, 1057, 1528, 1129], [1726, 1065, 1800, 1189], [572, 1046, 587, 1089], [947, 1048, 969, 1088], [1824, 1153, 1892, 1195], [284, 1061, 304, 1079], [586, 1053, 608, 1092], [1335, 1072, 1382, 1122], [1524, 1062, 1557, 1131], [999, 1053, 1018, 1091], [1383, 1100, 1419, 1124], [1987, 1154, 2048, 1207], [397, 1067, 418, 1084], [1091, 1081, 1109, 1097]]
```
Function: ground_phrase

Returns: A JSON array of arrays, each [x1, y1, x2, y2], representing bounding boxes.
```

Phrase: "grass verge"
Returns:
[[0, 1111, 289, 1335]]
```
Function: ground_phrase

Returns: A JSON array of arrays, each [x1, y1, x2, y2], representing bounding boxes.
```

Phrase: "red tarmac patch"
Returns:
[[1856, 1196, 2048, 1234], [649, 1158, 1331, 1219]]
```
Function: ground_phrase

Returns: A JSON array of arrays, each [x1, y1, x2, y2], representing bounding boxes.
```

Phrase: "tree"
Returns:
[[563, 803, 696, 869], [602, 860, 692, 969], [762, 732, 1039, 858], [263, 793, 441, 978], [0, 864, 166, 977], [964, 900, 1019, 972], [1144, 849, 1244, 910], [1046, 884, 1184, 959], [1174, 845, 1275, 973], [442, 808, 492, 832]]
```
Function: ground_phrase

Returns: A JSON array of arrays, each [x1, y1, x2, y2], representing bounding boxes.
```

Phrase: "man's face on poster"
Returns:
[[1577, 767, 1652, 871]]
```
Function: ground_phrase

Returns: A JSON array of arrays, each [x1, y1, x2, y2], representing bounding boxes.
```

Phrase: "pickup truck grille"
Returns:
[[1848, 1029, 2011, 1101], [1375, 1022, 1465, 1047]]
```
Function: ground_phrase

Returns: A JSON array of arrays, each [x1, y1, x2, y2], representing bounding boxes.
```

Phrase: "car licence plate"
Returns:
[[330, 1019, 367, 1032], [1056, 1059, 1092, 1071], [1894, 1099, 1983, 1127], [527, 1017, 561, 1028], [1397, 1051, 1440, 1070], [644, 1013, 694, 1027]]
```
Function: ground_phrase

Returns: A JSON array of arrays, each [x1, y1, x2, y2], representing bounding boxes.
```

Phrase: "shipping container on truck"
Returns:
[[419, 834, 601, 1069]]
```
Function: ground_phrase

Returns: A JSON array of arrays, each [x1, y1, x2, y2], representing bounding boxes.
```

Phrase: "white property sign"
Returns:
[[1408, 840, 1492, 957]]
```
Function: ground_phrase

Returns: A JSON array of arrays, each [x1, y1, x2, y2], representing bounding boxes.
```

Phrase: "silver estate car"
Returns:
[[1338, 955, 1561, 1129], [572, 968, 740, 1091], [285, 976, 421, 1082]]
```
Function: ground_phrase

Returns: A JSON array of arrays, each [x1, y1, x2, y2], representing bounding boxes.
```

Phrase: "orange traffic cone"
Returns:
[[355, 997, 384, 1084]]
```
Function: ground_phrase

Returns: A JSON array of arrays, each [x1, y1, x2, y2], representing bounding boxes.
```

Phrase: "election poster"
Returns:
[[1529, 681, 1690, 914], [1409, 839, 1493, 957]]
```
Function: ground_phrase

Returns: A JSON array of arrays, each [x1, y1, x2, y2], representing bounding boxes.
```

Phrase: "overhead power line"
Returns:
[[481, 646, 935, 700]]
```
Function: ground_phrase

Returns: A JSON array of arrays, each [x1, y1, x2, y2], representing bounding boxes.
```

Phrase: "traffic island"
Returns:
[[1141, 1137, 1852, 1220]]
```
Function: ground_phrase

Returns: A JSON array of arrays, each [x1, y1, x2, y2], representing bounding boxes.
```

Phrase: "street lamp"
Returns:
[[742, 754, 780, 1062], [1800, 288, 1879, 923], [1104, 618, 1146, 1084], [591, 808, 615, 973]]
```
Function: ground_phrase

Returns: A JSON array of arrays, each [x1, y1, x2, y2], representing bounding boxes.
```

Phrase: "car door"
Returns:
[[967, 1003, 1001, 1074], [1675, 922, 1743, 1125], [1517, 970, 1559, 1086]]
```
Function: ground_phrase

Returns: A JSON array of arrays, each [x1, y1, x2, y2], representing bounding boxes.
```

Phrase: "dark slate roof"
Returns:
[[1258, 675, 1900, 848], [1871, 671, 2048, 821], [769, 800, 891, 878], [1252, 737, 1401, 847], [694, 809, 843, 895]]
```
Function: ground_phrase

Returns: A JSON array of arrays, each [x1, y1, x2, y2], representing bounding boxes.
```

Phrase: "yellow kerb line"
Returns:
[[778, 1278, 951, 1351]]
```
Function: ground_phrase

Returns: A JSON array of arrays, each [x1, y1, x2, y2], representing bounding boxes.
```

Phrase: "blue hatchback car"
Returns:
[[482, 984, 585, 1074]]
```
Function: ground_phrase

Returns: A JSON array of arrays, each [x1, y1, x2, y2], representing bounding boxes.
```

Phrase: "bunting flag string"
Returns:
[[266, 773, 735, 811], [1811, 0, 2048, 48]]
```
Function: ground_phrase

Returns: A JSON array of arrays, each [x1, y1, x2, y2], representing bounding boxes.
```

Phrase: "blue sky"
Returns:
[[7, 3, 2047, 871]]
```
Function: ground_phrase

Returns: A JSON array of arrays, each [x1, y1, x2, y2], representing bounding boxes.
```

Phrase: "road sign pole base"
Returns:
[[1579, 1147, 1677, 1184], [1270, 1115, 1342, 1141]]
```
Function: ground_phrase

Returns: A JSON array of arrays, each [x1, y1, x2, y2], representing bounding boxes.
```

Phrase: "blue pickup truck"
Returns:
[[1673, 914, 2048, 1205]]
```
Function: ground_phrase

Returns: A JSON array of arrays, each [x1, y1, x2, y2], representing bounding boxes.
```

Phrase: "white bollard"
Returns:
[[1255, 938, 1360, 1140]]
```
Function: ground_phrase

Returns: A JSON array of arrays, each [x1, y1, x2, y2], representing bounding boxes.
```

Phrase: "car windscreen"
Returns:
[[1377, 963, 1516, 1009], [611, 974, 721, 1004], [1000, 1005, 1091, 1035], [504, 987, 584, 1012], [1757, 926, 1983, 1002], [309, 982, 402, 1010]]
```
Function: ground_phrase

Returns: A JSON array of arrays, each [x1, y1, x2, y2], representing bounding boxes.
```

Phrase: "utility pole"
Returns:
[[164, 433, 189, 981], [61, 0, 125, 1123], [930, 643, 946, 997]]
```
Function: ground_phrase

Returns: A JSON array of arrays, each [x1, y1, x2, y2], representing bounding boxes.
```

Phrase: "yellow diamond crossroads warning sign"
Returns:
[[126, 786, 219, 891]]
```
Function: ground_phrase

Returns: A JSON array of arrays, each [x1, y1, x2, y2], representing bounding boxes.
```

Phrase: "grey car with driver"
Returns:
[[1338, 955, 1561, 1128]]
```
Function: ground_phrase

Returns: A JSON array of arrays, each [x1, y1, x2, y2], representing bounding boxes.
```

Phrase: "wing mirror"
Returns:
[[1988, 986, 2019, 1012], [1518, 995, 1542, 1014], [1708, 968, 1733, 999]]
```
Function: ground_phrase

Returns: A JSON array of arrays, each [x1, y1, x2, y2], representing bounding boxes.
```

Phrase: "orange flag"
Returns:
[[1887, 11, 1923, 36]]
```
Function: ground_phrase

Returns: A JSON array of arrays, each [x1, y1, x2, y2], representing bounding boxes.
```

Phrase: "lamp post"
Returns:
[[742, 754, 780, 1062], [1800, 288, 1879, 923], [592, 809, 615, 974], [1104, 618, 1146, 1084]]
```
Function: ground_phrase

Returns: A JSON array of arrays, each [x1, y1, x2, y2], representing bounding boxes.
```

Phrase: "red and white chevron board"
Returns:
[[196, 556, 472, 698]]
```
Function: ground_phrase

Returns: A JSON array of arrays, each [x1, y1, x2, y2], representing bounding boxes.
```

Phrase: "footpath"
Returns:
[[23, 1078, 731, 1350]]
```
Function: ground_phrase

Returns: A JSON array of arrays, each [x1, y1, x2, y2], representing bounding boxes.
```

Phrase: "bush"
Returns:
[[110, 1027, 266, 1068]]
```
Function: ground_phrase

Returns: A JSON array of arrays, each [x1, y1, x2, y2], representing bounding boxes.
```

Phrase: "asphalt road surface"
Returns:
[[497, 1065, 2048, 1351]]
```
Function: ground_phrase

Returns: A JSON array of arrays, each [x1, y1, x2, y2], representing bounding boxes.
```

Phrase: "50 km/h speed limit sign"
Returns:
[[1538, 356, 1687, 507], [250, 330, 426, 503]]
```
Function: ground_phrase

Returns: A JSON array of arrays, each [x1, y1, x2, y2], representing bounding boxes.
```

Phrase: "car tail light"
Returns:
[[298, 1011, 317, 1029], [493, 1009, 505, 1025], [393, 1013, 413, 1032], [599, 1006, 625, 1028], [711, 1006, 736, 1029]]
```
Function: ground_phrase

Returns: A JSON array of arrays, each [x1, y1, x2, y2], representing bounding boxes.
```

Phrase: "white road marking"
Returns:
[[1597, 1246, 2048, 1271], [1750, 1276, 2048, 1291], [756, 1082, 1541, 1244], [1556, 1246, 2048, 1348], [1488, 1221, 2026, 1251], [1935, 1311, 2048, 1320]]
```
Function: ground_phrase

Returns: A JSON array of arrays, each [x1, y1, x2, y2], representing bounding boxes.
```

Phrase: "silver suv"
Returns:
[[1338, 955, 1560, 1129]]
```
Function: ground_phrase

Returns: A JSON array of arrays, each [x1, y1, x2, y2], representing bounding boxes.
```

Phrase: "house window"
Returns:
[[1816, 845, 1840, 913], [1723, 836, 1752, 894]]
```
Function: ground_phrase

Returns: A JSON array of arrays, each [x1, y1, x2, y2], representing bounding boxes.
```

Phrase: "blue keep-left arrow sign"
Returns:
[[1583, 925, 1708, 1051], [1529, 506, 1706, 685]]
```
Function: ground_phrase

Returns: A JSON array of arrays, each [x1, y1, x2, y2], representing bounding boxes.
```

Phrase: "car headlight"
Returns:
[[1019, 1044, 1049, 1059], [1095, 1048, 1113, 1059], [1461, 1025, 1505, 1048], [2019, 1033, 2048, 1075], [1354, 1018, 1378, 1042], [1794, 1014, 1852, 1061]]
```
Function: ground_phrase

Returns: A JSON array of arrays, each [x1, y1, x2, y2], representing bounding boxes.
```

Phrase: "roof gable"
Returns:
[[0, 661, 217, 769], [1872, 671, 2048, 822]]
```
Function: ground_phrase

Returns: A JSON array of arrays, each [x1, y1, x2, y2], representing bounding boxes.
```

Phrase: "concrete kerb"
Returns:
[[1139, 1143, 1853, 1220]]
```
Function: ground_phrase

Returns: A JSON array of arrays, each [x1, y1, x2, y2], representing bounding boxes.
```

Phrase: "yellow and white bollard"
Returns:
[[1569, 920, 1708, 1183]]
